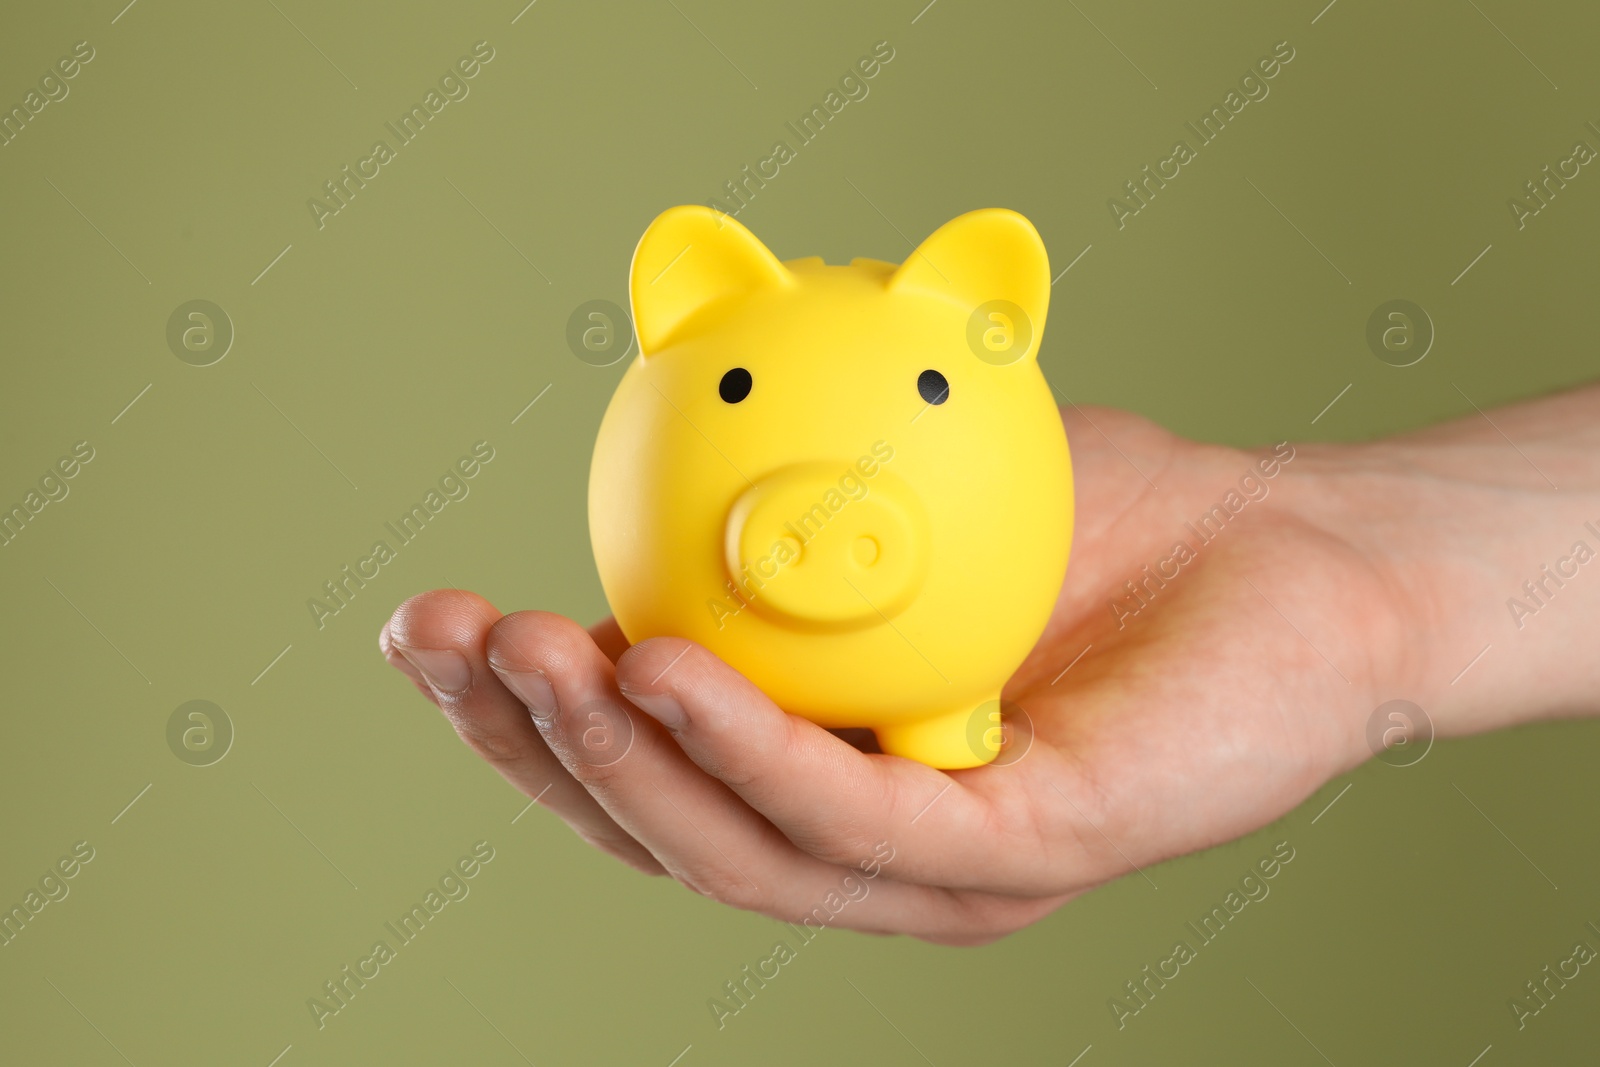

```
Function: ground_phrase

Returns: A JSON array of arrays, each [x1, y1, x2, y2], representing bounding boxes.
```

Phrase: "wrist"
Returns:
[[1282, 417, 1600, 742]]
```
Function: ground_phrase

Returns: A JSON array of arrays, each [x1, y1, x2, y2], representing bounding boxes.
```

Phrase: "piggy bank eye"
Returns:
[[719, 367, 753, 404], [917, 369, 949, 405]]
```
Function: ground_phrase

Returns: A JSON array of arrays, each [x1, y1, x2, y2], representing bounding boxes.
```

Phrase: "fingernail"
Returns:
[[620, 687, 684, 729], [395, 647, 471, 695], [382, 643, 425, 684], [496, 667, 558, 721]]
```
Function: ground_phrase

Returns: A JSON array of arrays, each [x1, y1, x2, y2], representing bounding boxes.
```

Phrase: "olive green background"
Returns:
[[2, 0, 1598, 1063]]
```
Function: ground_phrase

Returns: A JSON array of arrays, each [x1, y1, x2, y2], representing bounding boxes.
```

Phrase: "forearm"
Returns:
[[1289, 382, 1600, 737]]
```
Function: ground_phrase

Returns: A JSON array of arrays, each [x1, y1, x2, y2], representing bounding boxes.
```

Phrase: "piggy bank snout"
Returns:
[[725, 464, 929, 629]]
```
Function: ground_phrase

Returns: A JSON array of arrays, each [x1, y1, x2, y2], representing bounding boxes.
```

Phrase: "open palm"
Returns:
[[382, 406, 1407, 943]]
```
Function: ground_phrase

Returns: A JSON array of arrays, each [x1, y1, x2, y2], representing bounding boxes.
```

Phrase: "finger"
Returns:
[[613, 637, 1084, 894], [385, 590, 665, 876], [379, 619, 434, 701], [485, 611, 1018, 936]]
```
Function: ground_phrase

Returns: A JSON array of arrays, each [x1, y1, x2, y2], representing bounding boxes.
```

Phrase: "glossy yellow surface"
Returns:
[[589, 206, 1073, 767]]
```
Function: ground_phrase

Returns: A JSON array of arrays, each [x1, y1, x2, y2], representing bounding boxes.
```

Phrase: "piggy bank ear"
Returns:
[[629, 206, 792, 355], [888, 209, 1051, 362]]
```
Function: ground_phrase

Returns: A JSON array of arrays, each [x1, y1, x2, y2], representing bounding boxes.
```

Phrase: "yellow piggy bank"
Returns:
[[588, 206, 1073, 768]]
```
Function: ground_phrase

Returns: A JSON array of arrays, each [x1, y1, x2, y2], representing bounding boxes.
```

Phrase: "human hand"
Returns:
[[381, 395, 1597, 943]]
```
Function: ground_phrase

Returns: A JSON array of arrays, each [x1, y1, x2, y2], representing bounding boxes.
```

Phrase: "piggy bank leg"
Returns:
[[873, 699, 1002, 770]]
